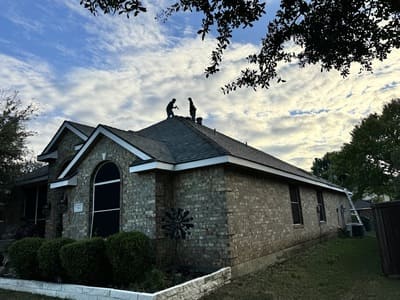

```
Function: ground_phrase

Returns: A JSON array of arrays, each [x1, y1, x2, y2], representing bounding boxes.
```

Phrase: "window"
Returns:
[[317, 190, 327, 222], [90, 162, 120, 237], [289, 185, 303, 225]]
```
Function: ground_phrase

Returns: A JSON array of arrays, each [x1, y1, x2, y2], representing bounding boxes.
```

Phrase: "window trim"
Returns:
[[289, 184, 304, 225]]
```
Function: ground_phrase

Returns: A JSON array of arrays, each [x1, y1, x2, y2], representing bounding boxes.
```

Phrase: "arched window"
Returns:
[[90, 162, 120, 237]]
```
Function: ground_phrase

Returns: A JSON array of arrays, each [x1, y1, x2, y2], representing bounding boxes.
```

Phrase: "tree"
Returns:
[[80, 0, 400, 92], [312, 98, 400, 200], [0, 91, 37, 202]]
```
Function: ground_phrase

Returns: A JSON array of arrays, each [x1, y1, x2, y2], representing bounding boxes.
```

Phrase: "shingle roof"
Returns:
[[15, 165, 48, 186], [67, 121, 95, 137], [354, 200, 372, 210], [137, 117, 227, 163], [103, 125, 175, 163], [137, 116, 336, 187]]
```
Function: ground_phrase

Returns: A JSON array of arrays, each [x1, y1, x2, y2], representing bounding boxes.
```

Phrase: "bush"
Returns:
[[8, 237, 44, 279], [130, 268, 168, 292], [38, 238, 75, 281], [106, 231, 154, 285], [60, 238, 110, 285]]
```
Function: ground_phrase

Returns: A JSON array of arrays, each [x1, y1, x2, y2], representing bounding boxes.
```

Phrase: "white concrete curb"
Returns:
[[0, 267, 231, 300]]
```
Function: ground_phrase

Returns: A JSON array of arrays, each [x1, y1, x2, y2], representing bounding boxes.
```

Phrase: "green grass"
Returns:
[[204, 235, 400, 300], [0, 289, 59, 300]]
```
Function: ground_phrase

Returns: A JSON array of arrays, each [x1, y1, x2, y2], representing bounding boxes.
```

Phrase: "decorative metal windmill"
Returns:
[[162, 208, 194, 240]]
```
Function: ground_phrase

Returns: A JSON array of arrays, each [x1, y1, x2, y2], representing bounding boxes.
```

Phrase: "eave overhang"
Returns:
[[50, 176, 77, 189], [130, 155, 346, 194], [37, 150, 58, 162]]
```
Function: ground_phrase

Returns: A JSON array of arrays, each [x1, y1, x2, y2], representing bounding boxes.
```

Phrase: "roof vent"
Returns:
[[196, 117, 203, 125]]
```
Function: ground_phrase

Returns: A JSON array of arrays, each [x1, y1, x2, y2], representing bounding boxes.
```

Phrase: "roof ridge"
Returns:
[[101, 124, 164, 144], [66, 120, 95, 129], [175, 117, 230, 156]]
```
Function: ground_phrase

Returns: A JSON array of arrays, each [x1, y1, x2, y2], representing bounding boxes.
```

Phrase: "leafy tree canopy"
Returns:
[[0, 91, 37, 201], [312, 98, 400, 201], [80, 0, 400, 92]]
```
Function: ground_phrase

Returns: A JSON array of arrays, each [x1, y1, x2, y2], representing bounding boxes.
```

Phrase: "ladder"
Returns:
[[344, 189, 363, 225]]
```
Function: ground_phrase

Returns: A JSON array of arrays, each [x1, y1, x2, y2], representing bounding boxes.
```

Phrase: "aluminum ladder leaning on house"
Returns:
[[344, 189, 364, 235]]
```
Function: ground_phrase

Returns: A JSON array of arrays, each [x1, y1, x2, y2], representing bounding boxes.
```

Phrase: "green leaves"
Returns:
[[0, 91, 37, 201], [80, 0, 146, 17], [312, 98, 400, 200], [79, 1, 400, 92]]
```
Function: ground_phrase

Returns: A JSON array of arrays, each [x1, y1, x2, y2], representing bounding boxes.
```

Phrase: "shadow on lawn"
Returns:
[[204, 235, 400, 300]]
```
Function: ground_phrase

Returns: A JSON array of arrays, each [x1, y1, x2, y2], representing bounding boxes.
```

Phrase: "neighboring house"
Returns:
[[353, 200, 373, 218], [9, 117, 350, 276]]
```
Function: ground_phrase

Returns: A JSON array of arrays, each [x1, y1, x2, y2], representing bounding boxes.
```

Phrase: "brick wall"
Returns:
[[62, 135, 157, 239], [225, 167, 349, 272], [172, 166, 230, 271], [46, 130, 83, 238]]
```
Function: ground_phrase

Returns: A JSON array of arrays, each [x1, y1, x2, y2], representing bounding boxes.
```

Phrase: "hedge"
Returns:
[[106, 231, 154, 285], [60, 238, 110, 285], [37, 237, 75, 281], [8, 237, 44, 279]]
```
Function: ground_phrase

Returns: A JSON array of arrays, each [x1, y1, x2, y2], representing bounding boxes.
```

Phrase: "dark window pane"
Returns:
[[94, 182, 120, 211], [289, 185, 303, 224], [291, 203, 301, 224], [317, 191, 326, 221], [24, 187, 36, 220], [37, 185, 47, 219], [92, 210, 119, 237], [95, 162, 120, 183]]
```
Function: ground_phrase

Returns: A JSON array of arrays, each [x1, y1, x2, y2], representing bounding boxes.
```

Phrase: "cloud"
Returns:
[[1, 1, 400, 173]]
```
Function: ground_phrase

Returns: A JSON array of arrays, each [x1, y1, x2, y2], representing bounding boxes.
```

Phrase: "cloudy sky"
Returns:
[[1, 0, 399, 171]]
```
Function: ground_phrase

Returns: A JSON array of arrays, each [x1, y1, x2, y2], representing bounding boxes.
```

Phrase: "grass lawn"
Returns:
[[0, 289, 59, 300], [204, 235, 400, 300]]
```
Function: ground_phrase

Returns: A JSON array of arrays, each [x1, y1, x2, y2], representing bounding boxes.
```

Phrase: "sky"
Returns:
[[1, 0, 399, 171]]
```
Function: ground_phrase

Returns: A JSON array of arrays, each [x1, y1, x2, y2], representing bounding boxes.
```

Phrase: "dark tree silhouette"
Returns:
[[0, 91, 37, 198], [312, 99, 400, 200], [80, 1, 400, 92]]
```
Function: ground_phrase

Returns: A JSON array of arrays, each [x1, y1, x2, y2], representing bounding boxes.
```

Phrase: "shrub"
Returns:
[[38, 238, 75, 281], [130, 268, 168, 292], [8, 237, 44, 279], [60, 238, 110, 285], [106, 231, 154, 285]]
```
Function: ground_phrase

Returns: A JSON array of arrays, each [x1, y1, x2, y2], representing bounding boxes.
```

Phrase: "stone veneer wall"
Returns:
[[172, 166, 230, 270], [225, 167, 349, 275], [62, 136, 157, 239], [46, 130, 84, 238]]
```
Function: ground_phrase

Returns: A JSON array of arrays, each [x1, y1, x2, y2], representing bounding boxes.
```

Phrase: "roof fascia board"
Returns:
[[227, 156, 345, 193], [37, 150, 58, 161], [130, 155, 345, 193], [59, 126, 151, 179], [130, 162, 174, 172], [49, 176, 77, 189], [15, 175, 48, 186], [40, 122, 88, 156]]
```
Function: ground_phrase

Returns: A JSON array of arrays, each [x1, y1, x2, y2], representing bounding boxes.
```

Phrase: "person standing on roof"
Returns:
[[166, 98, 178, 118], [188, 97, 196, 122]]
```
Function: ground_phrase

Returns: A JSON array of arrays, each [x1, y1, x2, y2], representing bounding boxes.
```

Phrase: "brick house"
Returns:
[[11, 117, 350, 276]]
